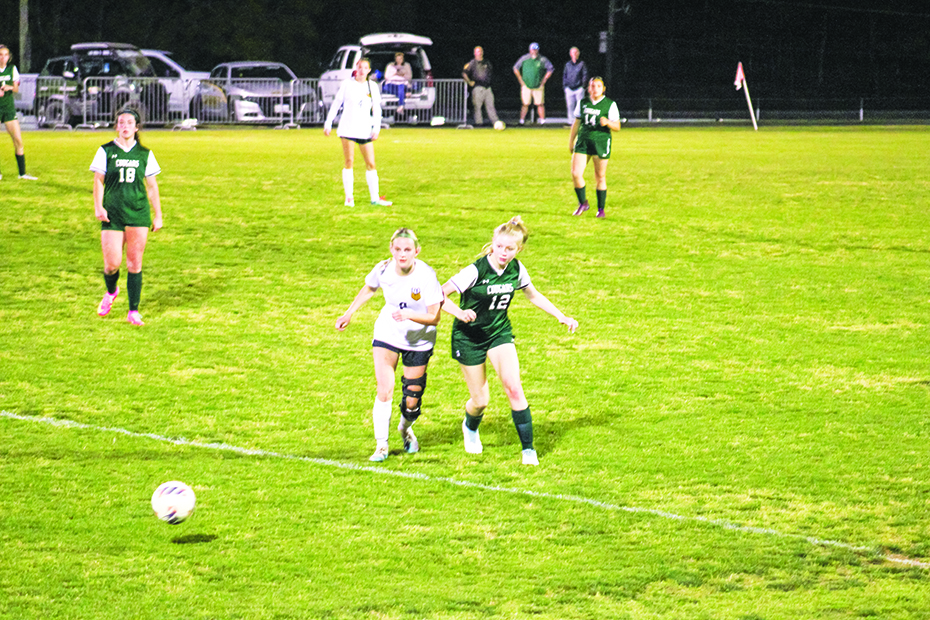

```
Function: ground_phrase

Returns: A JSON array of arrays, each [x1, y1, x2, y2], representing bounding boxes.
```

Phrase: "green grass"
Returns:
[[1, 125, 929, 619]]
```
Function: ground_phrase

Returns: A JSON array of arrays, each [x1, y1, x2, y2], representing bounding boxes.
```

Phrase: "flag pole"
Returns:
[[734, 62, 758, 131]]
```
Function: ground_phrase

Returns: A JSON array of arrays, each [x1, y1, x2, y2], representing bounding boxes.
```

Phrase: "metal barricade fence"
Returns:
[[77, 76, 171, 127], [212, 77, 291, 126], [286, 79, 323, 127], [379, 79, 466, 126], [34, 76, 74, 128]]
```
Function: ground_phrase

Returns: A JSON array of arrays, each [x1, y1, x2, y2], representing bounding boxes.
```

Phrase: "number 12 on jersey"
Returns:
[[489, 294, 511, 310]]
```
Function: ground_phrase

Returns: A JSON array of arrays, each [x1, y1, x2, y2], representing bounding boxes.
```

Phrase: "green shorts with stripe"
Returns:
[[101, 204, 152, 231], [451, 328, 515, 366], [574, 133, 612, 159]]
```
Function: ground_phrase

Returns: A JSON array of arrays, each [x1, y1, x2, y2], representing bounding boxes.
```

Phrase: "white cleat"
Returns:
[[19, 174, 38, 180], [369, 444, 389, 462], [344, 198, 355, 207], [521, 449, 539, 466], [462, 419, 483, 454], [399, 423, 419, 453]]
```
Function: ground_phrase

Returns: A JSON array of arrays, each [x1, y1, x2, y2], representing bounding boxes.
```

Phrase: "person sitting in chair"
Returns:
[[383, 52, 413, 114]]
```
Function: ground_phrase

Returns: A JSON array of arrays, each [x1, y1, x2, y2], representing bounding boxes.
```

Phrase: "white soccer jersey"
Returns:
[[365, 258, 443, 351], [324, 77, 383, 140]]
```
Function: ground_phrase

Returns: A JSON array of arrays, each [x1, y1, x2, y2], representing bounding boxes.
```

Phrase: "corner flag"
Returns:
[[734, 62, 746, 91], [734, 61, 757, 130]]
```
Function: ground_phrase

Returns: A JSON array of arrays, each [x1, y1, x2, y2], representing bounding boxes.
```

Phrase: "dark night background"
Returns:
[[2, 0, 929, 110]]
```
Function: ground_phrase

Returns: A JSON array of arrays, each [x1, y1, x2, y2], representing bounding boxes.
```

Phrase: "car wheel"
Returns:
[[40, 100, 64, 127]]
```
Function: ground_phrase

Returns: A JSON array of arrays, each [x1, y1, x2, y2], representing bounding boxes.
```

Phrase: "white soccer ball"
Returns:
[[493, 120, 505, 131], [151, 481, 196, 525]]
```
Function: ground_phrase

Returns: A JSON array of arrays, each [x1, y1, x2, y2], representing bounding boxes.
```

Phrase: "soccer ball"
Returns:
[[151, 481, 196, 524], [493, 120, 506, 131]]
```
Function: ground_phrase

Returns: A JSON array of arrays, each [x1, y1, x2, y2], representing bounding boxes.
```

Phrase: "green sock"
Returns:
[[127, 271, 142, 311], [511, 407, 533, 450], [465, 412, 484, 431], [104, 270, 120, 295], [574, 186, 586, 203], [16, 154, 26, 176], [596, 189, 607, 211]]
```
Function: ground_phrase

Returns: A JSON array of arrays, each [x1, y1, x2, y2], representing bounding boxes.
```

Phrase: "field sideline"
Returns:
[[1, 126, 929, 619]]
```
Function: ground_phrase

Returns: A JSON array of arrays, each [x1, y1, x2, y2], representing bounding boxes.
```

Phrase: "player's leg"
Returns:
[[459, 362, 490, 454], [359, 142, 390, 206], [487, 343, 536, 464], [397, 354, 429, 453], [124, 226, 149, 325], [370, 344, 401, 461], [5, 120, 33, 179], [340, 138, 355, 206], [98, 230, 125, 316], [571, 152, 591, 215], [593, 154, 609, 218]]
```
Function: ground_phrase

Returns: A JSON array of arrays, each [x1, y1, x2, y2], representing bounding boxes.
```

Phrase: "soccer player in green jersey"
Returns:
[[569, 77, 621, 218], [0, 44, 37, 180], [90, 108, 163, 326], [441, 216, 578, 465]]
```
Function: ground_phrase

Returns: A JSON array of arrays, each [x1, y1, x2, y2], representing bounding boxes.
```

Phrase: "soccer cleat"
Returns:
[[0, 174, 3, 180], [521, 449, 539, 466], [97, 286, 119, 316], [399, 423, 419, 453], [462, 419, 483, 454], [369, 444, 389, 462], [344, 198, 355, 207], [596, 208, 606, 219], [126, 310, 145, 326], [19, 174, 38, 180], [371, 196, 393, 206], [572, 201, 590, 216]]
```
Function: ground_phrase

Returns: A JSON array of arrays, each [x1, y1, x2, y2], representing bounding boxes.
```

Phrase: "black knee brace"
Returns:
[[399, 373, 427, 421]]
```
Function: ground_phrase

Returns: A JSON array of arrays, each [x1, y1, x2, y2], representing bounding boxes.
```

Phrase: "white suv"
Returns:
[[320, 33, 435, 114]]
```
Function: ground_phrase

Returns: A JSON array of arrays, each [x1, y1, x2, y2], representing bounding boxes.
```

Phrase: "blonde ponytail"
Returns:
[[481, 216, 529, 256]]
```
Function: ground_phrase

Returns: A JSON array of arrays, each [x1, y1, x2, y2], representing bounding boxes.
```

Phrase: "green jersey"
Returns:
[[0, 63, 19, 114], [450, 256, 532, 344], [575, 95, 619, 140], [90, 140, 161, 229]]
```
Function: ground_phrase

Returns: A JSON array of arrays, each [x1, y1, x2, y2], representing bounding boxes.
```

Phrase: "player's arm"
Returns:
[[569, 118, 581, 153], [521, 283, 578, 332], [93, 172, 108, 222], [600, 102, 622, 131], [335, 285, 378, 330], [441, 282, 476, 323], [145, 175, 163, 232], [324, 82, 346, 135], [392, 301, 441, 326]]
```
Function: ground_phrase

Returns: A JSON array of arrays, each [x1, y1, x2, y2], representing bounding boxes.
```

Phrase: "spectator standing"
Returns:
[[512, 43, 554, 125], [383, 52, 412, 115], [562, 47, 588, 125], [462, 46, 501, 128]]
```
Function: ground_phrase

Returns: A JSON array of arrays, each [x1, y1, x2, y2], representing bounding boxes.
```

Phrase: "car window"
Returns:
[[114, 49, 155, 77], [210, 67, 226, 79], [148, 56, 179, 79], [231, 66, 294, 81], [327, 50, 348, 71]]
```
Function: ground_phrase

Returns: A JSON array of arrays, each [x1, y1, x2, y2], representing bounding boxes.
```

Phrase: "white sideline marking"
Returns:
[[3, 410, 927, 570]]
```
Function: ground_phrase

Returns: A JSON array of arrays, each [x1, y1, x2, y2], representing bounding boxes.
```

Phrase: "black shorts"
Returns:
[[372, 340, 433, 367], [347, 137, 373, 145]]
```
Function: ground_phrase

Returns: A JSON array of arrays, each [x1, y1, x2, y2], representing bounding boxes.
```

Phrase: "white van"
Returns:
[[320, 33, 435, 114]]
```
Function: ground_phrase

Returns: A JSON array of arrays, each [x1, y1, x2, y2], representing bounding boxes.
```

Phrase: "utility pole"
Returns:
[[20, 0, 30, 72], [605, 1, 630, 94]]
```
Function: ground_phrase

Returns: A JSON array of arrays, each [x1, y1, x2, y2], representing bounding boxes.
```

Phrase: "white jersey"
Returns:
[[324, 77, 382, 140], [365, 258, 443, 351]]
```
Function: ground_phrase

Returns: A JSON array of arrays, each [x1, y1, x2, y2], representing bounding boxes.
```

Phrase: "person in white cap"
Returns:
[[512, 43, 553, 125]]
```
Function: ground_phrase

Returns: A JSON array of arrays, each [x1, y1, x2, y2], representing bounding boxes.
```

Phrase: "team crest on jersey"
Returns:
[[411, 287, 421, 301]]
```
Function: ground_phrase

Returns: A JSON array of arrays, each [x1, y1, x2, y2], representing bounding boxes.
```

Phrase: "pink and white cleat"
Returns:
[[126, 310, 144, 326], [97, 287, 119, 316]]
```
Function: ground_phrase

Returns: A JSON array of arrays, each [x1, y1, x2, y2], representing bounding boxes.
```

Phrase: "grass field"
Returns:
[[1, 125, 929, 619]]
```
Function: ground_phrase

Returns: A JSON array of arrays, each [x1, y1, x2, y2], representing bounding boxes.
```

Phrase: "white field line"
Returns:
[[3, 410, 927, 570]]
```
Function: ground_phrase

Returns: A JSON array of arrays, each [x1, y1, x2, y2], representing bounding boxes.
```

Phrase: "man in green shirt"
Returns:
[[512, 43, 553, 125]]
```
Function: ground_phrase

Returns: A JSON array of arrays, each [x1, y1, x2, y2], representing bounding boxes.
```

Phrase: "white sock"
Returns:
[[366, 169, 380, 202], [342, 168, 354, 202], [398, 412, 413, 432], [372, 398, 392, 445]]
